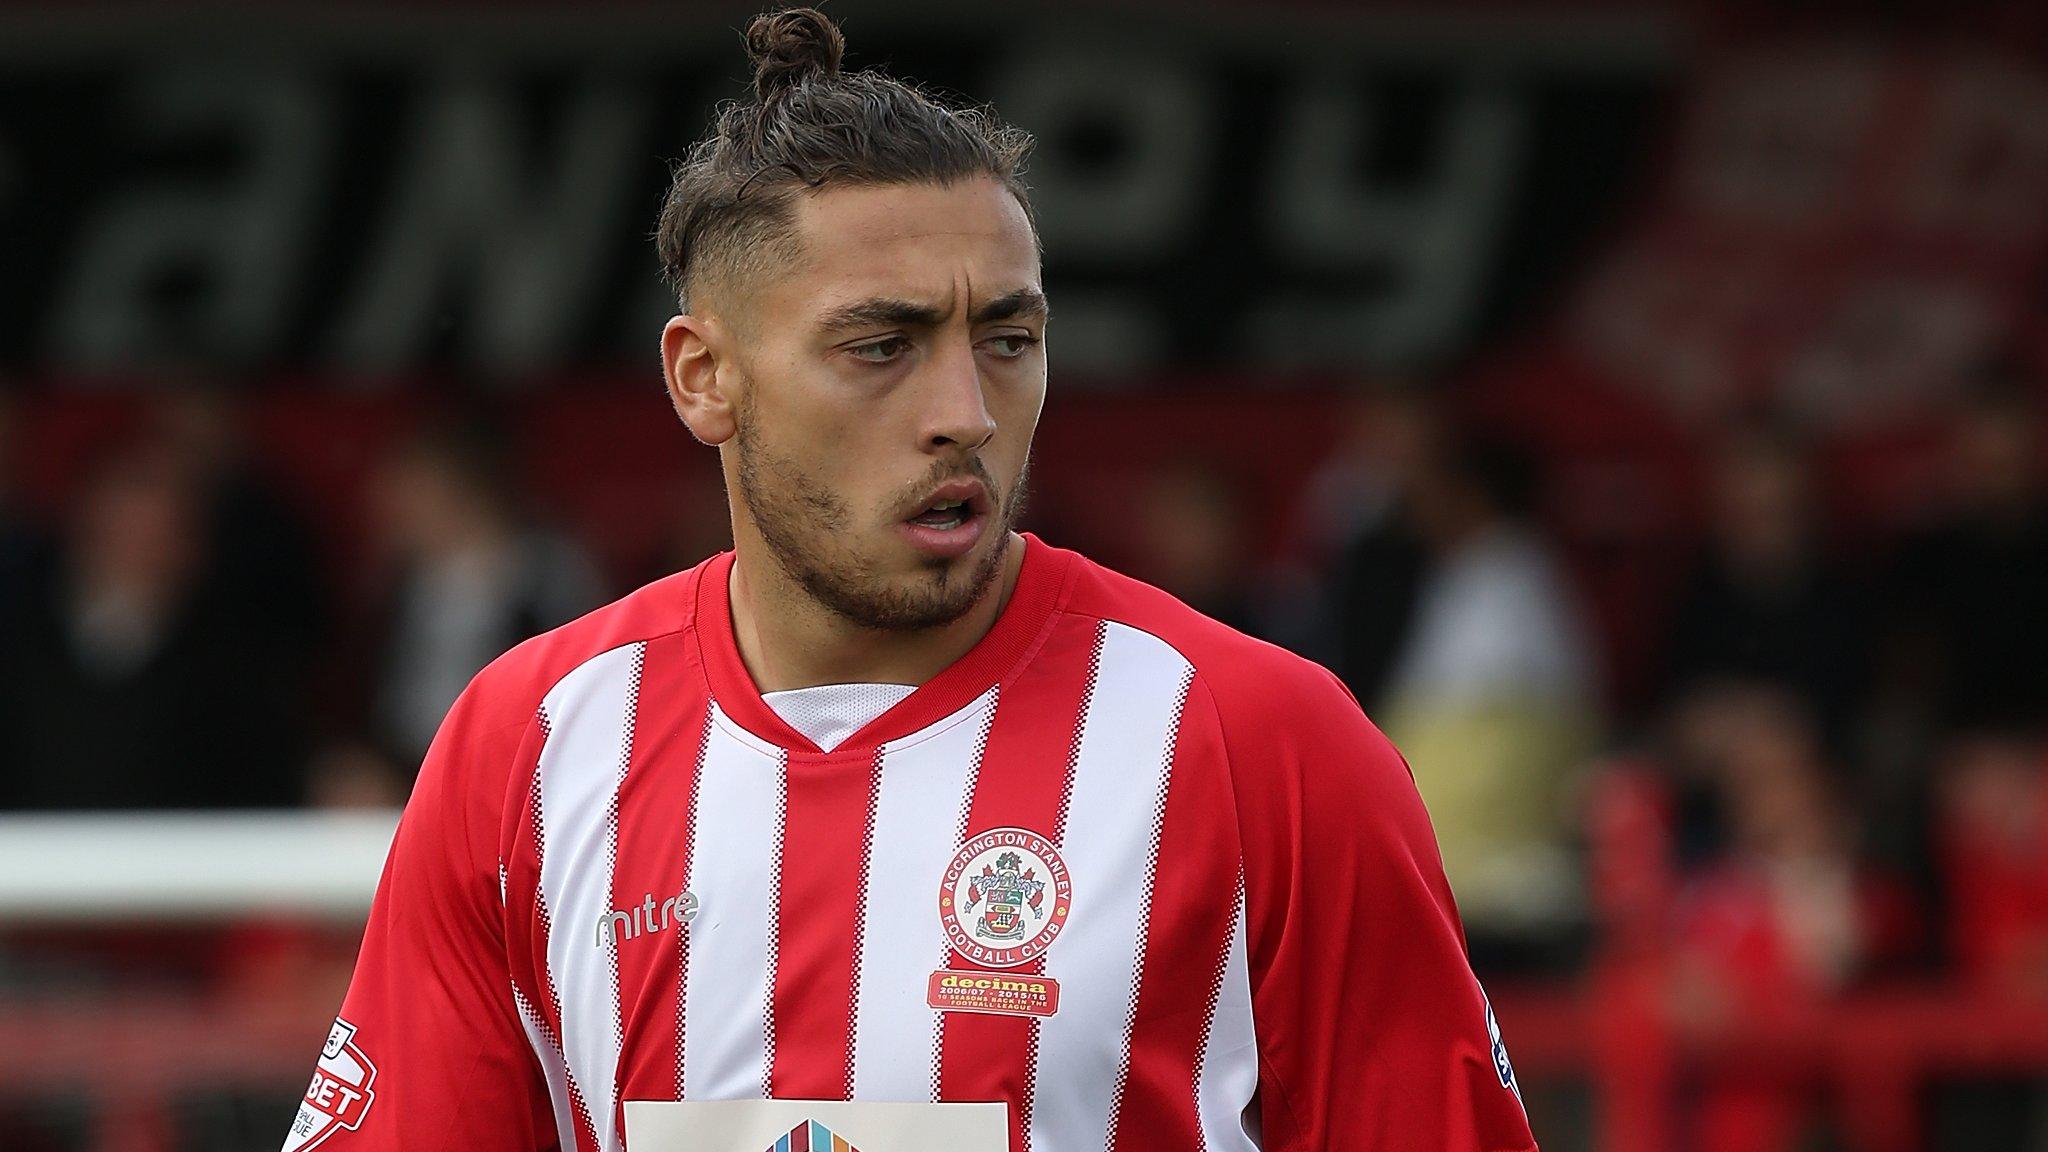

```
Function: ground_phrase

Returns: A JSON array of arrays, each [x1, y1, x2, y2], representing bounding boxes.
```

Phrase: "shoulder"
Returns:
[[410, 558, 707, 813], [398, 558, 714, 865], [1046, 542, 1436, 908], [456, 558, 710, 735], [1049, 540, 1387, 764]]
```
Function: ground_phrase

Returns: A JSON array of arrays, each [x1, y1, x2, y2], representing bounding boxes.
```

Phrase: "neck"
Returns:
[[727, 533, 1027, 693]]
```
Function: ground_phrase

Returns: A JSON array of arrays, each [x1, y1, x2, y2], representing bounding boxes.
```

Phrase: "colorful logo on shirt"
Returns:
[[938, 827, 1071, 968], [282, 1017, 378, 1151], [764, 1119, 862, 1152]]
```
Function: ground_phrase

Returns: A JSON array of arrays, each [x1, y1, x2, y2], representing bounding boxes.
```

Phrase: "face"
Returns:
[[77, 450, 202, 600], [668, 178, 1047, 630]]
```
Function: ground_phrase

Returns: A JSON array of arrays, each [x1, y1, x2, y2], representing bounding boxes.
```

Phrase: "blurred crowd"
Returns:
[[1, 1, 2043, 1145], [0, 371, 2045, 1148], [1132, 375, 2048, 1148], [2, 373, 2046, 989], [1113, 367, 2048, 1118], [0, 393, 607, 810]]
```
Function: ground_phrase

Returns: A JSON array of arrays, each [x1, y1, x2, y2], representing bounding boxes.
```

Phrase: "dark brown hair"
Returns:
[[654, 7, 1036, 312]]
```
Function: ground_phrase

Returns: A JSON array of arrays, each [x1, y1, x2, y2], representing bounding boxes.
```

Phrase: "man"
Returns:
[[285, 9, 1537, 1151]]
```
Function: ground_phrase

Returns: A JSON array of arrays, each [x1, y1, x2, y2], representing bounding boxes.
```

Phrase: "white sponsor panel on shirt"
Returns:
[[623, 1099, 1005, 1152]]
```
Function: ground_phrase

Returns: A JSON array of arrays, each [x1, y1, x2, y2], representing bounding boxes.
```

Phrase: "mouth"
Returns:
[[899, 478, 994, 558], [908, 500, 971, 531]]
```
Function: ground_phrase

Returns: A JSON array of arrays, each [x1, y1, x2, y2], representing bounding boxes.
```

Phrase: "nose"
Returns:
[[920, 338, 997, 454]]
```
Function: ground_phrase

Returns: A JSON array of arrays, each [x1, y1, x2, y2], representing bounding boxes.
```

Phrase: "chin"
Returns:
[[880, 537, 1008, 628], [915, 532, 999, 572]]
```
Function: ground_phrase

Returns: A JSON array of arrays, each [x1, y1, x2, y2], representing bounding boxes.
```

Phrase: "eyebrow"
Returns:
[[971, 288, 1049, 325], [817, 298, 946, 332], [816, 288, 1048, 333]]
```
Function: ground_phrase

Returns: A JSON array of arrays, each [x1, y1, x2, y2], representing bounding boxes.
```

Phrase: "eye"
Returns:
[[981, 333, 1040, 359], [847, 336, 912, 364]]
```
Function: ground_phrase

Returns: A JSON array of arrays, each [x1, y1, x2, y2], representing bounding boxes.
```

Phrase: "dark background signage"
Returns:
[[0, 5, 1670, 382]]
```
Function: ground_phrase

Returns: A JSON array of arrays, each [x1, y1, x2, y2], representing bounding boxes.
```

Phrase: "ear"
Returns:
[[662, 312, 739, 446]]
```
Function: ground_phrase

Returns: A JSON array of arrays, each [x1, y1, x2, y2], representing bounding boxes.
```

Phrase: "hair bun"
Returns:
[[746, 7, 845, 102]]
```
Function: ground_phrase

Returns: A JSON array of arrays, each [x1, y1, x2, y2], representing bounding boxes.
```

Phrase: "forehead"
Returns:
[[776, 178, 1040, 319]]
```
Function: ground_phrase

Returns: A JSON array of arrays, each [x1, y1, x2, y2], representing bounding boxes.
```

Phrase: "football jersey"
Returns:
[[285, 534, 1538, 1152]]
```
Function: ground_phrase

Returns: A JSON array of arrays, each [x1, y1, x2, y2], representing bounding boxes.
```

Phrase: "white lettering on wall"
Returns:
[[50, 69, 328, 368], [327, 71, 646, 373], [1265, 74, 1527, 366]]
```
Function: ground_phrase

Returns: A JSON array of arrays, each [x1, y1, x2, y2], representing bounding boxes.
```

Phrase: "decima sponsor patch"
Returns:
[[925, 969, 1062, 1018]]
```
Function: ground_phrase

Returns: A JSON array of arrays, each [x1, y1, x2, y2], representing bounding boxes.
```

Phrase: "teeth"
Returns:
[[931, 499, 964, 510]]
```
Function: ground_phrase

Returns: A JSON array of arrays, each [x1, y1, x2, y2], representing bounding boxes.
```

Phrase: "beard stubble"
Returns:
[[734, 408, 1026, 632]]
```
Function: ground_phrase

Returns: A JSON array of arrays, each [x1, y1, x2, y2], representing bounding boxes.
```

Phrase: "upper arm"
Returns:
[[283, 680, 558, 1152], [1216, 661, 1537, 1152]]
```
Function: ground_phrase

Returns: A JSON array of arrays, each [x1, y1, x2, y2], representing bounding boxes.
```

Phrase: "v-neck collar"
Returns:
[[693, 533, 1072, 758]]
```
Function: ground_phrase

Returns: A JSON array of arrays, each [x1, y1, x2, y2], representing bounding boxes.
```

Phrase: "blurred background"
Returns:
[[1, 1, 2045, 1149]]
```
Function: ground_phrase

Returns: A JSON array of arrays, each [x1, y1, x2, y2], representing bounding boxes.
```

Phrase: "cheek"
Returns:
[[777, 415, 895, 512], [999, 358, 1047, 420], [750, 360, 871, 458], [991, 376, 1045, 461]]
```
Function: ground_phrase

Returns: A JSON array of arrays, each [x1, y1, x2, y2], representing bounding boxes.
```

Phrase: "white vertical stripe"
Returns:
[[1032, 622, 1193, 1149], [681, 703, 788, 1099], [513, 985, 582, 1152], [1195, 881, 1261, 1152], [674, 706, 713, 1100], [537, 643, 643, 1152], [1103, 662, 1193, 1135], [848, 689, 999, 1100]]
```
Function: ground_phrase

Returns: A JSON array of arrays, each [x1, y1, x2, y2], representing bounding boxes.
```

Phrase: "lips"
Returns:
[[905, 477, 992, 528], [899, 476, 994, 560], [908, 499, 970, 531]]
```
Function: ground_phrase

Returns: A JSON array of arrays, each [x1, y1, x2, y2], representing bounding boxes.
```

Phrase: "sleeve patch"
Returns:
[[1483, 992, 1523, 1102], [281, 1018, 379, 1151]]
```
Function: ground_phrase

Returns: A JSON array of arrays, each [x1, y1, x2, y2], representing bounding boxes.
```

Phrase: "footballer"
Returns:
[[284, 9, 1537, 1151]]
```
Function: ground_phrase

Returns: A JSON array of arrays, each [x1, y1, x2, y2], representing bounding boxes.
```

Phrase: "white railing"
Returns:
[[0, 811, 399, 921]]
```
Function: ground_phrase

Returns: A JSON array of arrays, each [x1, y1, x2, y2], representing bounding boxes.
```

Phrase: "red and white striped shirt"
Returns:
[[286, 535, 1537, 1152]]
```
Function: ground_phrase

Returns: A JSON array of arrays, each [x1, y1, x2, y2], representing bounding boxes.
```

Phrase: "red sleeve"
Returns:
[[1212, 661, 1538, 1152], [282, 677, 557, 1152]]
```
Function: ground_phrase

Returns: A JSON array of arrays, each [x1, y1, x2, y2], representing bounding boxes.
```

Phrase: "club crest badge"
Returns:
[[938, 827, 1071, 968]]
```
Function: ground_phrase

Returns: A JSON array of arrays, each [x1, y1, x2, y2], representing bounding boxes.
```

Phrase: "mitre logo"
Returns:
[[596, 888, 700, 947]]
